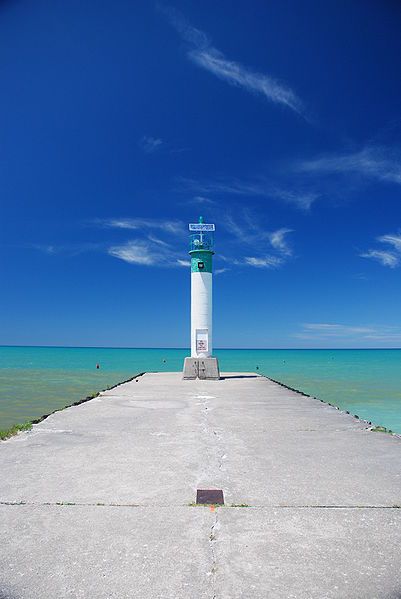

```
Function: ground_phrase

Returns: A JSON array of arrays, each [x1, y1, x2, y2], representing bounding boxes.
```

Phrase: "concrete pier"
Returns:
[[1, 372, 401, 598]]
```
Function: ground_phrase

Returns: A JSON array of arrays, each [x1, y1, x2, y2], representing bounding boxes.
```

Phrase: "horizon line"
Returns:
[[1, 345, 401, 351]]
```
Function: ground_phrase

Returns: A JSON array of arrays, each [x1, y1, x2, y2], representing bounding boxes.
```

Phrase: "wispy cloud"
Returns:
[[177, 176, 317, 210], [109, 241, 156, 266], [222, 210, 294, 269], [91, 216, 188, 269], [224, 213, 252, 244], [190, 48, 303, 115], [360, 249, 399, 268], [360, 230, 401, 268], [31, 243, 101, 257], [268, 188, 318, 211], [298, 145, 401, 186], [224, 212, 293, 251], [190, 195, 216, 205], [244, 256, 283, 268], [268, 228, 293, 256], [95, 212, 293, 272], [98, 218, 184, 236], [179, 195, 216, 208], [161, 5, 304, 116], [34, 244, 57, 255], [301, 323, 376, 336], [377, 233, 401, 252], [147, 234, 171, 247], [296, 322, 401, 344], [108, 239, 187, 268], [139, 136, 163, 153]]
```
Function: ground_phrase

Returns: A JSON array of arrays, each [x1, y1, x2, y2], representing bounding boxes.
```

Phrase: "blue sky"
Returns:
[[1, 0, 401, 348]]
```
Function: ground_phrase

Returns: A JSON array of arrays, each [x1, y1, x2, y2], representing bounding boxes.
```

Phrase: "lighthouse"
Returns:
[[183, 217, 220, 380]]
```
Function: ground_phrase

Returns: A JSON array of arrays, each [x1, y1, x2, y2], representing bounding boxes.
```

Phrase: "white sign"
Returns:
[[189, 223, 215, 231], [196, 329, 208, 353]]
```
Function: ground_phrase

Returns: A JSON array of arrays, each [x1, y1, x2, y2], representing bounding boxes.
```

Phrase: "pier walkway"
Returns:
[[1, 372, 401, 598]]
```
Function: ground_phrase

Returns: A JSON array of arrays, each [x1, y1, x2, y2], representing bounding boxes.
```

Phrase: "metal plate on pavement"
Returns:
[[196, 489, 224, 505]]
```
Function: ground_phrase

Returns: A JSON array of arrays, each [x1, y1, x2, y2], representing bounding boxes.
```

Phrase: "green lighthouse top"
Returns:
[[188, 217, 215, 255], [189, 217, 215, 273]]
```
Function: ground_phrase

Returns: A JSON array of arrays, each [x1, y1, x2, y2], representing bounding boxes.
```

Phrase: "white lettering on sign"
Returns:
[[189, 224, 215, 231], [196, 329, 208, 353]]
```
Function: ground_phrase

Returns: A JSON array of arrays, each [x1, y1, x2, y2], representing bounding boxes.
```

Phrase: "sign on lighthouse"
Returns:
[[183, 217, 220, 380]]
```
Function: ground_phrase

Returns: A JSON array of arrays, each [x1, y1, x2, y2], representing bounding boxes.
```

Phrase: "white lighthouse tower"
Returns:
[[183, 216, 220, 380]]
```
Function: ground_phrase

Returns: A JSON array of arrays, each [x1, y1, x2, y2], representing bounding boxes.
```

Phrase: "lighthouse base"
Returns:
[[182, 357, 220, 380]]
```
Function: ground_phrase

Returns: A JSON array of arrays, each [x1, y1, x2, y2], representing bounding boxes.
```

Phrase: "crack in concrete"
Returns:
[[208, 510, 219, 598], [212, 430, 225, 473], [194, 393, 227, 488]]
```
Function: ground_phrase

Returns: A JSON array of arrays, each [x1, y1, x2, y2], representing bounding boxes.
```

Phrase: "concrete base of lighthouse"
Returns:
[[182, 357, 220, 380]]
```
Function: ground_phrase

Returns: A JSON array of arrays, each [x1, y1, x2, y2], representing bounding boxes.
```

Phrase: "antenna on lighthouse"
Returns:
[[183, 217, 220, 380]]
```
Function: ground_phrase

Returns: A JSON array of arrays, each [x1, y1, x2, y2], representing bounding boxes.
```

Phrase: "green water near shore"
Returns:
[[1, 346, 401, 433]]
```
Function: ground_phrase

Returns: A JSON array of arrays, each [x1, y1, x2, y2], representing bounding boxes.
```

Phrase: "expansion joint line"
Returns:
[[1, 501, 401, 509]]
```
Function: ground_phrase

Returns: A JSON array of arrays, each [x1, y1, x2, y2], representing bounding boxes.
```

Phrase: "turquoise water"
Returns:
[[1, 346, 401, 433]]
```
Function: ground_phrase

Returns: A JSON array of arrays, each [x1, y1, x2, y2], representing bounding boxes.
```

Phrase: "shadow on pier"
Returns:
[[220, 375, 259, 380]]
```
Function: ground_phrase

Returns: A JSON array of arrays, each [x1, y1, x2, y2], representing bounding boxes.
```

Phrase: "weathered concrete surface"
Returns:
[[1, 372, 401, 598]]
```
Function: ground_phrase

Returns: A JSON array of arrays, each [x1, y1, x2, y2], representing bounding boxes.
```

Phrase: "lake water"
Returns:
[[1, 346, 401, 433]]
